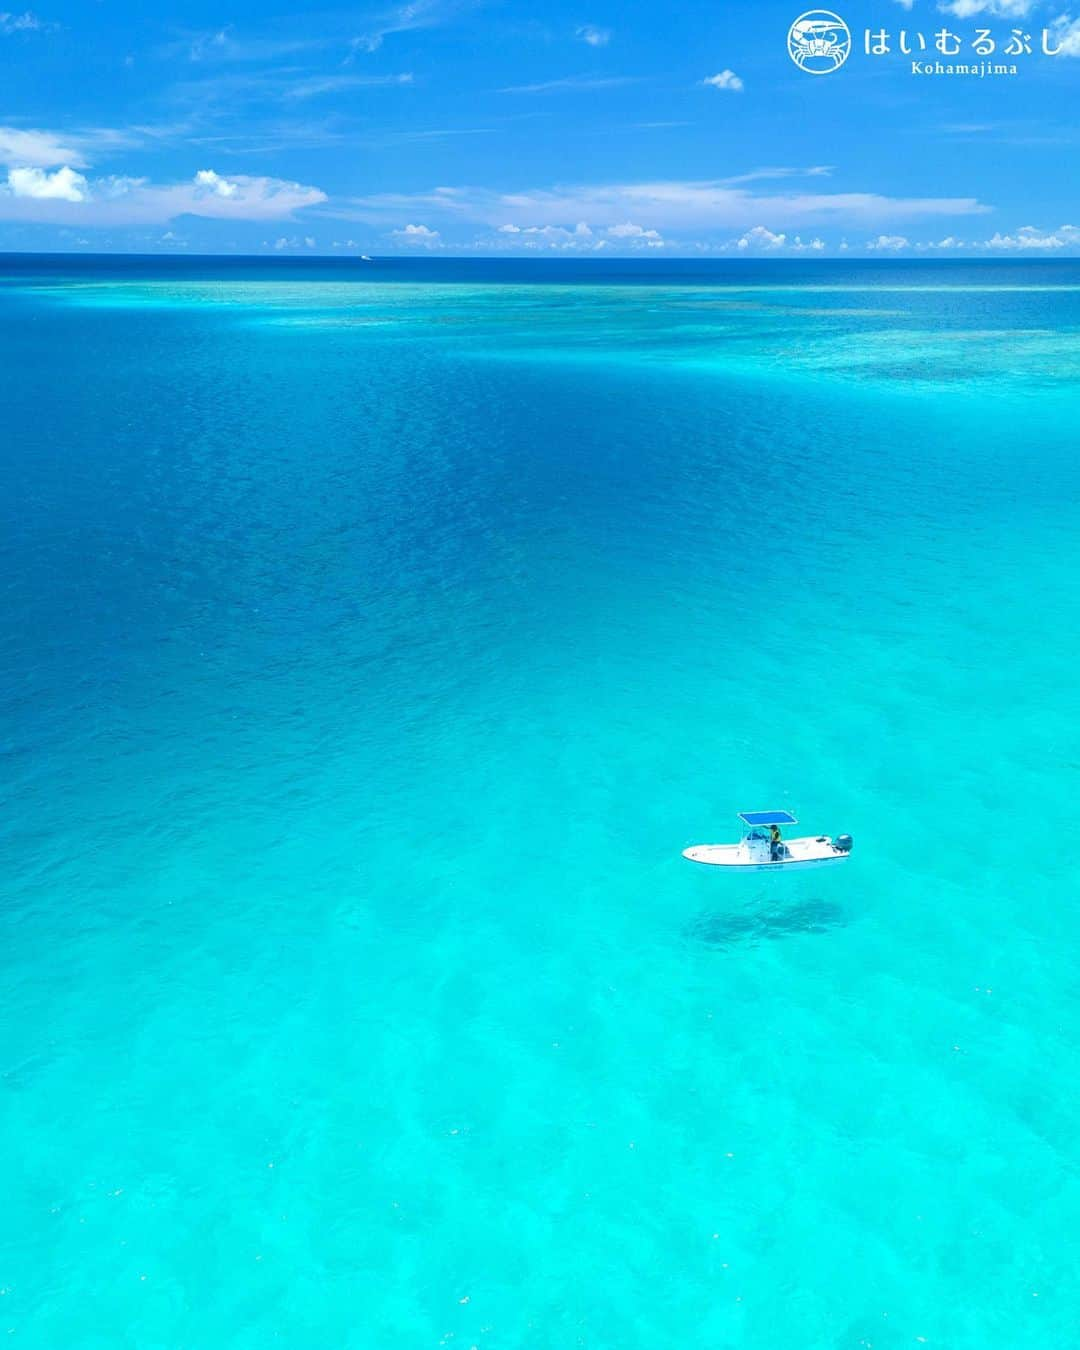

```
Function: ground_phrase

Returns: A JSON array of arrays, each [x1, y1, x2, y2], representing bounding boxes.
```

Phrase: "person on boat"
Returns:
[[769, 823, 783, 861]]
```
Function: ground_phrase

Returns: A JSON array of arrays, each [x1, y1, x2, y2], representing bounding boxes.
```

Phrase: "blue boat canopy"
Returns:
[[738, 809, 798, 828]]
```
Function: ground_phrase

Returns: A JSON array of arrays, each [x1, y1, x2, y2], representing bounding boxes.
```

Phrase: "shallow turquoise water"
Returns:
[[3, 258, 1080, 1347]]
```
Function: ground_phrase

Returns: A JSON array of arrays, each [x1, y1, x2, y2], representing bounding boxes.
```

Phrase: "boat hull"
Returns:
[[682, 835, 850, 870], [682, 852, 848, 872]]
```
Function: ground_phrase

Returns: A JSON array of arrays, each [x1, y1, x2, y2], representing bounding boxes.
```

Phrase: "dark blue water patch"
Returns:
[[3, 252, 1080, 291]]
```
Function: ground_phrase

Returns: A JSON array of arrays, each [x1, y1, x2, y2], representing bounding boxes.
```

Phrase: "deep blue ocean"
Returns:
[[3, 254, 1080, 1348]]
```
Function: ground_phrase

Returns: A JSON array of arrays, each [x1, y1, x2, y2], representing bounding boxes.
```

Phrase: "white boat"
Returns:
[[683, 810, 853, 872]]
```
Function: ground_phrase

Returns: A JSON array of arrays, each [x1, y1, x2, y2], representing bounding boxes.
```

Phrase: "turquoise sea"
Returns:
[[3, 255, 1080, 1348]]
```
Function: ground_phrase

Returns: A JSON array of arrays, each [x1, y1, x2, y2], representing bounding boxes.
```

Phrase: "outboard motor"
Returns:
[[834, 833, 854, 854]]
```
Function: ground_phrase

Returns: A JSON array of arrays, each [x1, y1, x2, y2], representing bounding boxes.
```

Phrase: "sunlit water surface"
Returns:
[[3, 256, 1080, 1348]]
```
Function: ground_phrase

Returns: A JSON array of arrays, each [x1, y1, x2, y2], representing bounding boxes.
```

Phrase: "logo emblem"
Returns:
[[788, 10, 851, 74]]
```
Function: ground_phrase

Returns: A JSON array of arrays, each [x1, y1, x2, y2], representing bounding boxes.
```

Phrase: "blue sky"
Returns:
[[0, 0, 1077, 254]]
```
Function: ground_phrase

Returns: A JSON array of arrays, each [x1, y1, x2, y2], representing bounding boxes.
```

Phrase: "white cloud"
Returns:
[[1046, 15, 1080, 55], [736, 225, 786, 249], [97, 174, 149, 199], [726, 165, 833, 183], [983, 224, 1080, 249], [893, 0, 915, 8], [487, 219, 662, 252], [703, 69, 743, 92], [346, 177, 990, 233], [186, 25, 324, 63], [0, 11, 50, 33], [194, 168, 238, 199], [710, 230, 828, 254], [167, 63, 419, 117], [391, 222, 441, 246], [284, 72, 414, 99], [350, 0, 481, 55], [0, 167, 327, 223], [173, 171, 325, 220], [379, 223, 1080, 257], [576, 23, 611, 46], [501, 223, 582, 240], [498, 75, 637, 93], [937, 0, 1035, 15], [0, 126, 89, 168], [606, 221, 661, 239], [7, 165, 87, 201]]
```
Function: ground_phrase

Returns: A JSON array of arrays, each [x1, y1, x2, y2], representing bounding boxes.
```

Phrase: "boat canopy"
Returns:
[[738, 810, 798, 828]]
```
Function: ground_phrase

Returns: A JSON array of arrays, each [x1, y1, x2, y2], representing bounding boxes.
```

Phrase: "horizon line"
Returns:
[[2, 250, 1080, 263]]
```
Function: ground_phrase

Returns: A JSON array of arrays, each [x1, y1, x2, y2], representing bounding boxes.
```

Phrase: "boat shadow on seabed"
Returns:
[[685, 897, 848, 949]]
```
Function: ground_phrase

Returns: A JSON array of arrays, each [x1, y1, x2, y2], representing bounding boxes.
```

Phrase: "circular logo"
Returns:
[[787, 10, 851, 74]]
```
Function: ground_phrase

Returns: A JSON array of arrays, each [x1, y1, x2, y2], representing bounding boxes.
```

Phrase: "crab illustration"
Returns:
[[788, 13, 850, 72]]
